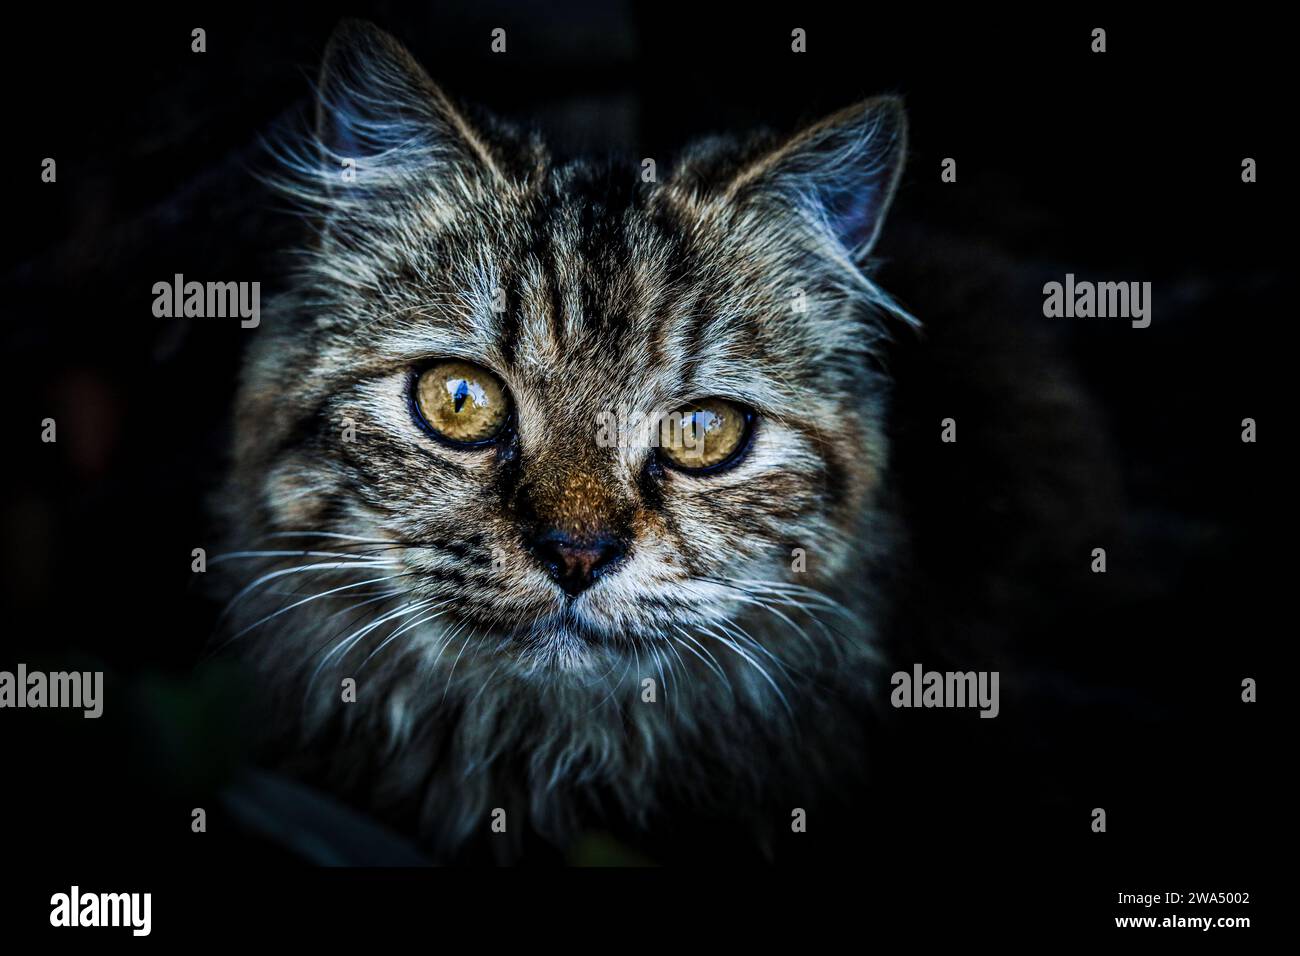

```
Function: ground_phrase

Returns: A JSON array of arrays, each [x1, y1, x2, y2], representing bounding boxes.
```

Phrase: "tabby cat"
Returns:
[[219, 18, 922, 862]]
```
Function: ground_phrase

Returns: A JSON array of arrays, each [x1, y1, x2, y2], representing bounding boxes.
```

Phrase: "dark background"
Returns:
[[0, 0, 1282, 928]]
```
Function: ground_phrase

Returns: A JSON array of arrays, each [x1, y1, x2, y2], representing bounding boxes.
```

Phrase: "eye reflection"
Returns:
[[658, 398, 752, 471], [412, 360, 510, 445]]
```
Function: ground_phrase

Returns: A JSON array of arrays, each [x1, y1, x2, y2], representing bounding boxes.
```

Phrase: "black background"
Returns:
[[0, 0, 1282, 936]]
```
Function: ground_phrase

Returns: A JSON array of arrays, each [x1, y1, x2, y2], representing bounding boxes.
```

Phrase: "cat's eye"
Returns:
[[657, 398, 754, 473], [412, 360, 510, 446]]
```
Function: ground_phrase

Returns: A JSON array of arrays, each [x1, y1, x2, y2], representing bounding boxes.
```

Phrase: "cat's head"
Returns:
[[230, 20, 908, 681]]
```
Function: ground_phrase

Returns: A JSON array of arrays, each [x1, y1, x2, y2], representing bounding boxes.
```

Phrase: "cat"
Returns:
[[216, 19, 1112, 863]]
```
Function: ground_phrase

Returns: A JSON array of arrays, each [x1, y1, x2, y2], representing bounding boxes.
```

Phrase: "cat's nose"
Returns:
[[531, 529, 626, 596]]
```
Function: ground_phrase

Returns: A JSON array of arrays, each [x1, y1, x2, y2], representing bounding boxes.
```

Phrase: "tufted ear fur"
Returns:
[[722, 97, 907, 261], [314, 19, 503, 181]]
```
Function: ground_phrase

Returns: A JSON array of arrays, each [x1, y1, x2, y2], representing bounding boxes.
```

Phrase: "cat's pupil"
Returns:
[[453, 379, 470, 413], [691, 410, 718, 444]]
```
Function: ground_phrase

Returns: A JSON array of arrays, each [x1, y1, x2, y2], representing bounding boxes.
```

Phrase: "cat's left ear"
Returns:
[[726, 97, 907, 260], [313, 19, 504, 183]]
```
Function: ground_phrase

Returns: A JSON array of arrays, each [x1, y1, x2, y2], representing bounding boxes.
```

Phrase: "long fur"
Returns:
[[216, 19, 913, 861]]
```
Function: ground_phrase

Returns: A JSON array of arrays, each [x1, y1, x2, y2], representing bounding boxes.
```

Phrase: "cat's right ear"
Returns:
[[314, 19, 504, 183]]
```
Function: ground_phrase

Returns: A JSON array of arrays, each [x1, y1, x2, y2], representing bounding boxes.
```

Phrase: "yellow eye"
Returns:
[[658, 398, 753, 471], [412, 360, 510, 445]]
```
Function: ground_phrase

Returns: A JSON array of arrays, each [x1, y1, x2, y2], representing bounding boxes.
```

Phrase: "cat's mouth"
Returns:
[[441, 591, 661, 669], [393, 553, 733, 671]]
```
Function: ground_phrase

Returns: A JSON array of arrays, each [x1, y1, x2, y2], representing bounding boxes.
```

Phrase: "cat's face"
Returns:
[[230, 22, 907, 680]]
